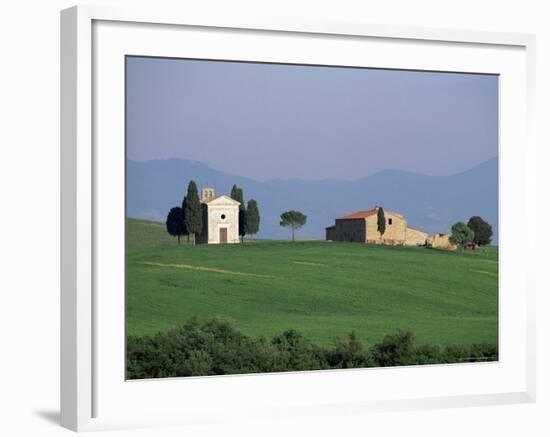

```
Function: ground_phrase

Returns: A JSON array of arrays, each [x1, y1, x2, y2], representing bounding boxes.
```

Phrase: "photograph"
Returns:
[[125, 56, 499, 379]]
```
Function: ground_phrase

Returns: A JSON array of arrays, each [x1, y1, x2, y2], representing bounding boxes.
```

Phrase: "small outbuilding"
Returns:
[[426, 233, 457, 250]]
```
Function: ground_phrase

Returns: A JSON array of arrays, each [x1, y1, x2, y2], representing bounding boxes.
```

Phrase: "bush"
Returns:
[[442, 343, 498, 363], [126, 319, 498, 379], [369, 330, 416, 367], [271, 329, 328, 371], [413, 344, 443, 365], [327, 331, 372, 368]]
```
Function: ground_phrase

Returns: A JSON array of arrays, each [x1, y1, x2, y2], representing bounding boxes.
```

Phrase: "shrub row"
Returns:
[[127, 318, 498, 379]]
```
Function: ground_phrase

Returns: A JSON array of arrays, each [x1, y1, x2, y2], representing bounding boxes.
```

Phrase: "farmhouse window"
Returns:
[[388, 218, 393, 225]]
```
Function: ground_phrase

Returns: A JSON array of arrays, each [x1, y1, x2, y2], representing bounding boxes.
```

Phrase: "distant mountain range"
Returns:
[[127, 157, 498, 241]]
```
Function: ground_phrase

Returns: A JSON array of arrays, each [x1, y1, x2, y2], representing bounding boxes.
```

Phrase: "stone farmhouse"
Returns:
[[196, 187, 240, 244], [325, 207, 428, 246]]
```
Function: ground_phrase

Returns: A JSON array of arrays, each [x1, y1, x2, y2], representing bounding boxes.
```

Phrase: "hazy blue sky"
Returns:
[[126, 57, 498, 181]]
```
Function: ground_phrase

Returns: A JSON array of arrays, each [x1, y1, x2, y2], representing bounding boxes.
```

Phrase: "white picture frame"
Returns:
[[60, 5, 536, 432]]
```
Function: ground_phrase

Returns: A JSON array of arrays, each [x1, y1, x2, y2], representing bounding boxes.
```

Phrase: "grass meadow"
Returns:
[[126, 218, 498, 348]]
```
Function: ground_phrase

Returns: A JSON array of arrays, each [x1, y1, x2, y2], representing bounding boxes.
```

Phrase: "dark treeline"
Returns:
[[127, 318, 498, 379]]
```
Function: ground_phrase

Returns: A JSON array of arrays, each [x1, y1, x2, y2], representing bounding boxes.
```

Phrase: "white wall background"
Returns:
[[0, 0, 547, 436]]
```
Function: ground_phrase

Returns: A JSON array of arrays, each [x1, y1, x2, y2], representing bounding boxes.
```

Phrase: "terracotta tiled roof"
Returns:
[[336, 208, 406, 220], [337, 209, 378, 220]]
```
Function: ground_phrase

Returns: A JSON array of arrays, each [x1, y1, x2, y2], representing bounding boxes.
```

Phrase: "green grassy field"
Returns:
[[126, 218, 498, 348]]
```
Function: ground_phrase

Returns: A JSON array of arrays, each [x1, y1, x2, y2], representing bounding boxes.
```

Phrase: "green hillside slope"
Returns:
[[126, 218, 498, 348]]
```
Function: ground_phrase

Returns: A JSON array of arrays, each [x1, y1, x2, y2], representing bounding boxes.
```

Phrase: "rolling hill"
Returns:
[[126, 218, 498, 348]]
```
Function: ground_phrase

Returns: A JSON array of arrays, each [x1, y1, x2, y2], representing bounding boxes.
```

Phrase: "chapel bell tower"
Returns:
[[201, 187, 215, 203]]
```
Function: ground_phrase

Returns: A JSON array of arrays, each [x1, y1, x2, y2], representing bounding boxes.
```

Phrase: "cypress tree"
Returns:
[[184, 181, 202, 245], [230, 184, 247, 242], [237, 188, 247, 242], [377, 207, 386, 236], [181, 196, 189, 242], [230, 184, 239, 201], [246, 199, 260, 238]]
